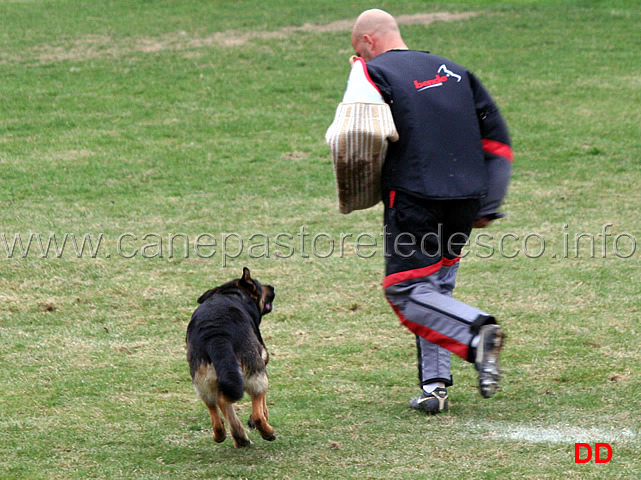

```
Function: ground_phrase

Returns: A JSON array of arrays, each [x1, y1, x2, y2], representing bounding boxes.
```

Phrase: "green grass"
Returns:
[[1, 1, 641, 478]]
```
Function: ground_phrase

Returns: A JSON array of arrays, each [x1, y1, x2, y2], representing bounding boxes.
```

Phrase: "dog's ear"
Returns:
[[197, 287, 218, 304], [239, 267, 258, 295], [240, 267, 254, 289], [242, 267, 252, 283]]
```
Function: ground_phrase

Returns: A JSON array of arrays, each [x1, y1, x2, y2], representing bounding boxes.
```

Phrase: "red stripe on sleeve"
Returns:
[[482, 139, 514, 163]]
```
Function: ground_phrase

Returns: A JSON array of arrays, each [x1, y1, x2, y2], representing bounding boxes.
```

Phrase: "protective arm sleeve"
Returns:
[[325, 58, 398, 214], [470, 72, 513, 220]]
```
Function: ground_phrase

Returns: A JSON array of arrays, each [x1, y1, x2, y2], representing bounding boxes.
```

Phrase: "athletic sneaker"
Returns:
[[475, 324, 506, 398], [408, 387, 449, 414]]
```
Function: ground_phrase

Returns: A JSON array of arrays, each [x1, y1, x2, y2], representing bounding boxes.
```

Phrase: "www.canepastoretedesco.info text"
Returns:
[[1, 224, 636, 265]]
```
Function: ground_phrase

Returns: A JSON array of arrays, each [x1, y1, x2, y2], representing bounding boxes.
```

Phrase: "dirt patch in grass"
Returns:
[[21, 12, 480, 64]]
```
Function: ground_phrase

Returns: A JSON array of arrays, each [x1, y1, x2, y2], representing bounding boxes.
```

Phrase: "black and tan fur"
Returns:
[[186, 267, 275, 448]]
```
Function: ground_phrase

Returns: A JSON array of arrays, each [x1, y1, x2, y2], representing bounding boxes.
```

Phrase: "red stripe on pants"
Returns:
[[383, 261, 443, 289], [387, 300, 470, 360]]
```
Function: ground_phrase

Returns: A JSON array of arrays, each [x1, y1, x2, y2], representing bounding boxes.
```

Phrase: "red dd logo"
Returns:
[[574, 443, 613, 463]]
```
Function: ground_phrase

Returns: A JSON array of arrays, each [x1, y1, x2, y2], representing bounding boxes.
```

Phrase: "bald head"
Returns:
[[353, 9, 400, 39], [351, 9, 408, 61]]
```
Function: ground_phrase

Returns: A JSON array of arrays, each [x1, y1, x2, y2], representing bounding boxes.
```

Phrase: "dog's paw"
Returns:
[[213, 428, 226, 443], [233, 436, 253, 448], [262, 433, 276, 442]]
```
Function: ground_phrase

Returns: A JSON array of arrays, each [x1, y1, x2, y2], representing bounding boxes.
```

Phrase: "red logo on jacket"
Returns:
[[414, 64, 462, 92], [414, 75, 449, 90]]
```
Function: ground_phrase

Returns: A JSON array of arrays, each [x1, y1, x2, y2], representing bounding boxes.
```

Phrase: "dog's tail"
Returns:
[[207, 338, 244, 402]]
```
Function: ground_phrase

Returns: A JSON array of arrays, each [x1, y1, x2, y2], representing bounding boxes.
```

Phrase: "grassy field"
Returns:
[[1, 0, 640, 478]]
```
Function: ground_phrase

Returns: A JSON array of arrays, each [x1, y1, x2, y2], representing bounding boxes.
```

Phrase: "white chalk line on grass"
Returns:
[[466, 421, 637, 444]]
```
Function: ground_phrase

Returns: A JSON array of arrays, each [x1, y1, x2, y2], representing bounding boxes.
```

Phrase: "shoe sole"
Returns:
[[477, 325, 505, 398]]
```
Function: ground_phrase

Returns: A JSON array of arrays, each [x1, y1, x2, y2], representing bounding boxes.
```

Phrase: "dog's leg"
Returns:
[[218, 393, 252, 448], [250, 392, 276, 441], [263, 393, 269, 420], [246, 394, 268, 428], [193, 363, 227, 443], [205, 402, 226, 443], [262, 394, 269, 422]]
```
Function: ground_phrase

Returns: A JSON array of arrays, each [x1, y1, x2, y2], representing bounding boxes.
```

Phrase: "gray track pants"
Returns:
[[385, 260, 495, 387]]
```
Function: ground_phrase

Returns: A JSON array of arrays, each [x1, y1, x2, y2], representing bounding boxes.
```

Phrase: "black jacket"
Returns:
[[366, 50, 512, 214]]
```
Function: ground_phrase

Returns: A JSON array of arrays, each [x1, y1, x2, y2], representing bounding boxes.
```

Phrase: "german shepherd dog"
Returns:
[[186, 268, 276, 448]]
